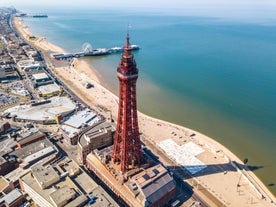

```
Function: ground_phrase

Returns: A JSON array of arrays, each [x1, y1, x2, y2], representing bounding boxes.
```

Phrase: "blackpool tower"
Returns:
[[112, 34, 142, 173]]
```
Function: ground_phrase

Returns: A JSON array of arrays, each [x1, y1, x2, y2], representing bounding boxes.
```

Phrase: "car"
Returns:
[[88, 196, 97, 205]]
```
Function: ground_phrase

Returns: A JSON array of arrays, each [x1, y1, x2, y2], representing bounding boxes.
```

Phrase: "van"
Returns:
[[171, 199, 180, 207]]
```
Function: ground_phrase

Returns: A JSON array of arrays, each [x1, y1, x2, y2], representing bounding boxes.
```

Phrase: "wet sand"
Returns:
[[13, 16, 275, 206]]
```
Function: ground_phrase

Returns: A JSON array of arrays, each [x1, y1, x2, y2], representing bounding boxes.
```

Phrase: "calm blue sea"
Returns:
[[21, 7, 276, 195]]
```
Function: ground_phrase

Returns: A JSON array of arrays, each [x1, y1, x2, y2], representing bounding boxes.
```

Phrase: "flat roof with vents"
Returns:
[[32, 73, 49, 81]]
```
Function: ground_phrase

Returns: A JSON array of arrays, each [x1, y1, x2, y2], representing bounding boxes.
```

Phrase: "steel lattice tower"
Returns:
[[112, 34, 142, 173]]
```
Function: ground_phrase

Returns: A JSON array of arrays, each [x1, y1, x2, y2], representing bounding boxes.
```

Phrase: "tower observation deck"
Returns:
[[112, 34, 142, 173]]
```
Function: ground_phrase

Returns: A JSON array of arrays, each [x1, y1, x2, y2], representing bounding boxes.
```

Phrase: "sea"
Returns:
[[19, 6, 276, 195]]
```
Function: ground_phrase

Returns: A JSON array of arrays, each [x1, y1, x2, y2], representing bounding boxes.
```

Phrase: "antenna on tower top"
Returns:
[[125, 23, 132, 48], [127, 23, 132, 35]]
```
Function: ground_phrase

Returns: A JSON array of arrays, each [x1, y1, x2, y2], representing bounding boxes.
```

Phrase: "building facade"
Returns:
[[78, 122, 114, 165]]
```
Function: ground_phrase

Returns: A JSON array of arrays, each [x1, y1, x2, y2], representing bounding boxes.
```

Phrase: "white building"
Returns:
[[61, 108, 99, 144], [17, 59, 40, 70]]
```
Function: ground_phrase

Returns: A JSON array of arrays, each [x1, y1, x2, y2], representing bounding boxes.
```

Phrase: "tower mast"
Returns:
[[112, 34, 142, 173]]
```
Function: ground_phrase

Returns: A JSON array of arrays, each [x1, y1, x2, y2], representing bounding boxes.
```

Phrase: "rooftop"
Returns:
[[131, 164, 175, 205], [64, 108, 97, 129], [134, 164, 167, 189], [0, 188, 23, 206], [20, 158, 118, 207], [54, 158, 98, 194], [0, 155, 7, 165], [61, 109, 100, 139], [21, 170, 62, 206], [18, 59, 40, 69], [5, 167, 31, 183], [5, 96, 75, 121], [0, 135, 17, 155], [79, 122, 113, 147], [21, 146, 57, 168], [31, 164, 60, 189], [32, 72, 49, 81], [37, 83, 60, 95], [10, 138, 54, 160], [18, 132, 45, 146], [19, 127, 39, 138], [0, 176, 9, 192], [17, 59, 34, 66], [49, 186, 76, 206]]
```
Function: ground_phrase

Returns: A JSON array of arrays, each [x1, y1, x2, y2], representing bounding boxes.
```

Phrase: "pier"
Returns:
[[16, 13, 48, 18], [51, 44, 139, 60]]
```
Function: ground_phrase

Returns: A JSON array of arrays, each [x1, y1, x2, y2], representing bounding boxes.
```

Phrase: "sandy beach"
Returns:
[[14, 16, 275, 206]]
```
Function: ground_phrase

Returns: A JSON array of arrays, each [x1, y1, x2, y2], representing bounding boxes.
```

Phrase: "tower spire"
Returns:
[[125, 33, 130, 49], [125, 23, 131, 49]]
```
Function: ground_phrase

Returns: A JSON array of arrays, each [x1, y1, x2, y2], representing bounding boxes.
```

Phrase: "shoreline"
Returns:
[[13, 16, 276, 206]]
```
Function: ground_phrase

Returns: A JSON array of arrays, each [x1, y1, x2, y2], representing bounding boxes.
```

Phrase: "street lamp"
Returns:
[[237, 158, 248, 192]]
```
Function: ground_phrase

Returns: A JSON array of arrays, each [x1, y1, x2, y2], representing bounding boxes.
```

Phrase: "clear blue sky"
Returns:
[[1, 0, 276, 20]]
